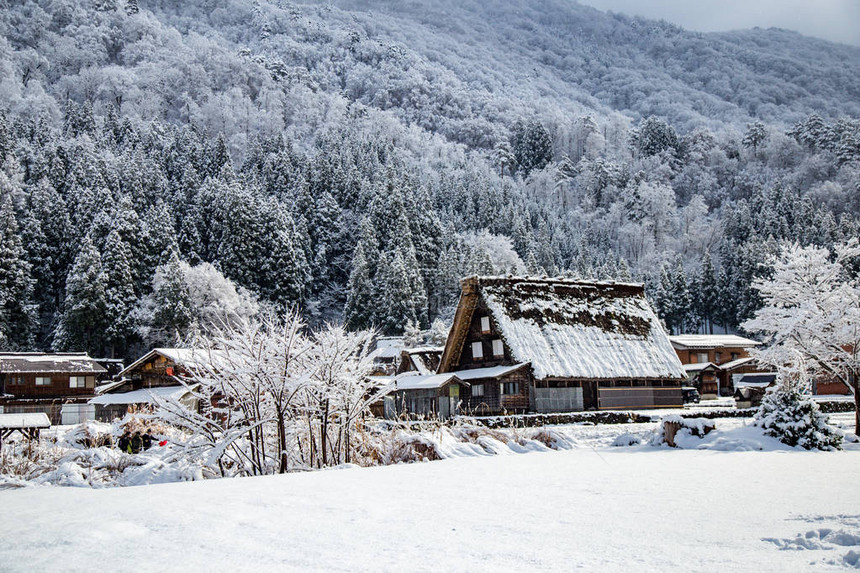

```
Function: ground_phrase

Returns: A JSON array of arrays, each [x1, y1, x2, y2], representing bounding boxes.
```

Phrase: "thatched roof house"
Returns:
[[435, 276, 686, 414]]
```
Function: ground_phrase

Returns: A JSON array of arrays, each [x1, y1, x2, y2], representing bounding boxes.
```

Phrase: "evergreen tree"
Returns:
[[54, 236, 108, 354], [0, 195, 37, 349], [102, 229, 137, 357], [147, 249, 195, 345], [696, 253, 719, 334], [742, 121, 768, 159], [344, 238, 375, 330]]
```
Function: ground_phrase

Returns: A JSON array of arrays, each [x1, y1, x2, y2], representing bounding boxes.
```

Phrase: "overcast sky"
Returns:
[[576, 0, 860, 47]]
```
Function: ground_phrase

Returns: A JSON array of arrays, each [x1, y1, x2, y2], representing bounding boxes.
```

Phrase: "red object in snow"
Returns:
[[159, 440, 168, 447], [166, 366, 174, 376]]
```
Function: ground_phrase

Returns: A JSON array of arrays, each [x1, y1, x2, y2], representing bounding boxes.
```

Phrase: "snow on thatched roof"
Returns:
[[669, 335, 761, 349], [0, 353, 107, 375], [470, 277, 686, 381]]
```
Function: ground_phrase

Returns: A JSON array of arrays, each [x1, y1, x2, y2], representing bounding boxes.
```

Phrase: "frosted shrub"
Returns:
[[754, 380, 842, 451]]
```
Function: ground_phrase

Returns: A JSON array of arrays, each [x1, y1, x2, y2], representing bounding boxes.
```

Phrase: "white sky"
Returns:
[[576, 0, 860, 47]]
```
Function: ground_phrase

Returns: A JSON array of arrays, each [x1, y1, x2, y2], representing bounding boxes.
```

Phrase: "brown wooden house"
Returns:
[[669, 335, 762, 397], [91, 348, 201, 421], [435, 276, 687, 414], [0, 353, 106, 424]]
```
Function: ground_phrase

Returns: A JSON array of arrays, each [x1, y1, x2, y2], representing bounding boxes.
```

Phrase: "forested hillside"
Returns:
[[0, 0, 858, 360]]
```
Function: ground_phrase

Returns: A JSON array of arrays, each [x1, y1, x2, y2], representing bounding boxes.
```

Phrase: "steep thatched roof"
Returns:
[[441, 276, 686, 381]]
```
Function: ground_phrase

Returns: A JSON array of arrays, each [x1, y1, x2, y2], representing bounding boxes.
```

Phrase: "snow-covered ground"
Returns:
[[2, 415, 859, 572]]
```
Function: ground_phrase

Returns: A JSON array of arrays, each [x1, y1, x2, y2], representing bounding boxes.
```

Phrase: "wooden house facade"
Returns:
[[669, 335, 763, 397], [0, 353, 107, 424], [431, 276, 686, 415], [91, 348, 201, 421]]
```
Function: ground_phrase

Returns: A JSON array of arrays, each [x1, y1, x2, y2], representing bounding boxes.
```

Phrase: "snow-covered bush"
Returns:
[[649, 415, 715, 447], [754, 374, 843, 451]]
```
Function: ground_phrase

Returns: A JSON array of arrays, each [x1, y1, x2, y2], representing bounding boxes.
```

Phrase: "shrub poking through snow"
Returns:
[[754, 371, 843, 451]]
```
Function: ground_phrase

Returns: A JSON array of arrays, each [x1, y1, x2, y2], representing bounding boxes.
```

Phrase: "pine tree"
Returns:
[[344, 239, 375, 330], [742, 121, 768, 159], [102, 229, 137, 357], [148, 249, 195, 345], [696, 253, 719, 334], [54, 236, 108, 354], [0, 195, 37, 349]]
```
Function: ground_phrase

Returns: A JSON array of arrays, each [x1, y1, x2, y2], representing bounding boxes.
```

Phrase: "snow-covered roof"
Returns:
[[118, 348, 208, 378], [0, 353, 107, 375], [450, 364, 529, 381], [669, 335, 761, 349], [0, 412, 51, 429], [89, 385, 191, 405], [401, 347, 444, 375], [370, 337, 406, 360], [467, 277, 686, 381], [395, 373, 461, 391], [393, 364, 528, 390], [682, 362, 717, 372], [719, 357, 756, 370]]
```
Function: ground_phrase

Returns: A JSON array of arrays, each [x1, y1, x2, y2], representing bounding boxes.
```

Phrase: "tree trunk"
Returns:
[[277, 410, 288, 474], [321, 399, 329, 468]]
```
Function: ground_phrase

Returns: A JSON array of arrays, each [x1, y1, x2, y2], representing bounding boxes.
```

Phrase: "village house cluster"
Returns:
[[0, 276, 850, 425]]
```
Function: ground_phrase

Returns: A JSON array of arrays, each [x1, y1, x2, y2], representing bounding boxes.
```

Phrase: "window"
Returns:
[[472, 384, 484, 397], [696, 352, 709, 363], [471, 341, 483, 360], [715, 352, 722, 364], [8, 376, 23, 385], [731, 352, 739, 361], [69, 376, 86, 389], [480, 316, 491, 333], [492, 339, 504, 357], [501, 382, 519, 395], [35, 376, 51, 386]]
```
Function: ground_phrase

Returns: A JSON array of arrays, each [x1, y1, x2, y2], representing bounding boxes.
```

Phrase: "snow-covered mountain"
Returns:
[[0, 0, 858, 358]]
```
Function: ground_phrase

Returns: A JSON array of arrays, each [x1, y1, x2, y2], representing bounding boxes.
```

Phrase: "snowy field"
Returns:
[[2, 415, 860, 572]]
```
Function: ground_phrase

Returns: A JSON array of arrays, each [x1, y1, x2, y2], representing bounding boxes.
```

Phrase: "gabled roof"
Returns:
[[683, 362, 718, 373], [395, 373, 463, 391], [400, 347, 444, 375], [440, 277, 686, 381], [719, 356, 756, 371], [118, 348, 207, 378], [0, 353, 107, 375], [669, 335, 761, 350]]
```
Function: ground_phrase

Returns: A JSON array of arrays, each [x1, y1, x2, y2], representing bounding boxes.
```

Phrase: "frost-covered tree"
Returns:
[[140, 250, 195, 347], [102, 229, 137, 357], [754, 366, 842, 450], [0, 195, 36, 349], [742, 240, 860, 434], [54, 236, 108, 354], [742, 121, 768, 159]]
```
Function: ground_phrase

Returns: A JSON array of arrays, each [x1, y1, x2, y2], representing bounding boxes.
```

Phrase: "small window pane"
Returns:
[[696, 352, 709, 363], [471, 341, 483, 359], [492, 339, 504, 357], [472, 384, 484, 397], [70, 376, 85, 389], [35, 376, 51, 386], [480, 316, 491, 333]]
